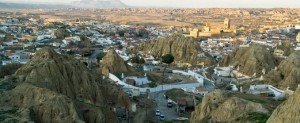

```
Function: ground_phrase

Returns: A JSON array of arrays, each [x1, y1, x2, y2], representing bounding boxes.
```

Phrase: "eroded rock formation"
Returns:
[[221, 44, 275, 76], [100, 48, 135, 76], [265, 51, 300, 90], [0, 47, 129, 123], [267, 89, 300, 123], [133, 35, 215, 67], [190, 90, 269, 123]]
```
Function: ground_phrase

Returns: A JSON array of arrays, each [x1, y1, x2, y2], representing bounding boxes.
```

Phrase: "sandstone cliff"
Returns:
[[221, 44, 275, 76], [134, 35, 215, 67], [267, 89, 300, 123], [264, 51, 300, 90], [100, 48, 135, 76], [0, 47, 129, 123], [190, 90, 269, 123]]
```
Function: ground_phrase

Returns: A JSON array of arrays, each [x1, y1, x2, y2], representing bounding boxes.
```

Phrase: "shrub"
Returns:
[[148, 82, 158, 88]]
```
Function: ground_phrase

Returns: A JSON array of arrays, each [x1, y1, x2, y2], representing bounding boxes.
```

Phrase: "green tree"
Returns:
[[161, 54, 174, 65], [78, 35, 92, 48], [148, 82, 158, 88], [139, 58, 145, 64], [131, 56, 145, 64], [161, 54, 174, 86], [131, 56, 140, 63], [54, 28, 70, 39]]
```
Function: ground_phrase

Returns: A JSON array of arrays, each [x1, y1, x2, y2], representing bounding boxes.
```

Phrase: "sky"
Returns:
[[3, 0, 300, 8]]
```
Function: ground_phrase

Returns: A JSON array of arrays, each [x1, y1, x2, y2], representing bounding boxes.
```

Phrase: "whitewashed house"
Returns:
[[7, 54, 20, 60], [37, 35, 52, 41], [214, 67, 232, 77], [2, 60, 12, 65], [3, 40, 18, 46], [62, 36, 81, 45], [195, 87, 209, 96], [123, 75, 151, 86], [248, 84, 287, 100]]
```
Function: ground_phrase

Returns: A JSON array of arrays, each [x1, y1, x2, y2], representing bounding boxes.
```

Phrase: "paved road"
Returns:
[[149, 91, 179, 122]]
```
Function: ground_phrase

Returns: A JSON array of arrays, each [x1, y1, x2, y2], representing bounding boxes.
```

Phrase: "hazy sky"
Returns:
[[4, 0, 300, 8]]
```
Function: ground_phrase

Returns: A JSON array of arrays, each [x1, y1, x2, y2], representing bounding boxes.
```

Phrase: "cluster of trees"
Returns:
[[161, 54, 175, 65], [54, 28, 71, 39], [78, 35, 92, 49], [0, 63, 23, 78], [116, 28, 149, 38], [131, 56, 145, 64], [148, 82, 158, 88], [161, 54, 174, 77], [135, 28, 149, 38]]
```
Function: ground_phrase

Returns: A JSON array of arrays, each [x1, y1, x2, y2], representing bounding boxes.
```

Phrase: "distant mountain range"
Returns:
[[0, 2, 71, 9], [0, 0, 127, 9], [73, 0, 127, 8]]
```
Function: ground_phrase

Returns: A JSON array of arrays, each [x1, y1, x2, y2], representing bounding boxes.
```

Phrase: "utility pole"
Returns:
[[145, 91, 148, 122], [161, 79, 164, 91]]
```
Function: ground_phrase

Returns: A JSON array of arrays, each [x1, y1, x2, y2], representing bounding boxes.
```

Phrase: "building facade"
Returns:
[[296, 32, 300, 42], [224, 18, 230, 29]]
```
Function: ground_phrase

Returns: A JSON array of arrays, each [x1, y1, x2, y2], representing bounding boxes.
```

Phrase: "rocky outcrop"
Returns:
[[264, 51, 300, 90], [134, 35, 215, 66], [190, 90, 269, 123], [267, 89, 300, 123], [100, 49, 135, 76], [0, 47, 129, 123], [221, 44, 275, 76], [15, 48, 104, 105]]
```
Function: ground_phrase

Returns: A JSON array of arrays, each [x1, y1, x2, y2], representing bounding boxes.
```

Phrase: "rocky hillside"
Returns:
[[267, 89, 300, 123], [264, 51, 300, 90], [190, 90, 269, 123], [133, 35, 215, 67], [221, 44, 275, 76], [100, 48, 135, 76], [0, 47, 129, 123]]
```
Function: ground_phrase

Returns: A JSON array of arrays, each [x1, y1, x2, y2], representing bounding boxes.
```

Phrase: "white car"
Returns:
[[155, 110, 161, 116], [160, 114, 165, 121]]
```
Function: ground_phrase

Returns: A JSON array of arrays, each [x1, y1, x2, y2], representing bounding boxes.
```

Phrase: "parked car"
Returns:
[[160, 114, 165, 121], [167, 102, 173, 108], [155, 110, 161, 116]]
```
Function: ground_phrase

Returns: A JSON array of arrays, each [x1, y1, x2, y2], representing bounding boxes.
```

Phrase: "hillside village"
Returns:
[[1, 8, 300, 123]]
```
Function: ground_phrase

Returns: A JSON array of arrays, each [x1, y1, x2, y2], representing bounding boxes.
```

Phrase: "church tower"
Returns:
[[224, 18, 230, 29]]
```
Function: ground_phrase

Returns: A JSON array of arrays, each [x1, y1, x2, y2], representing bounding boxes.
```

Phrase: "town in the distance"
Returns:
[[0, 1, 300, 123]]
